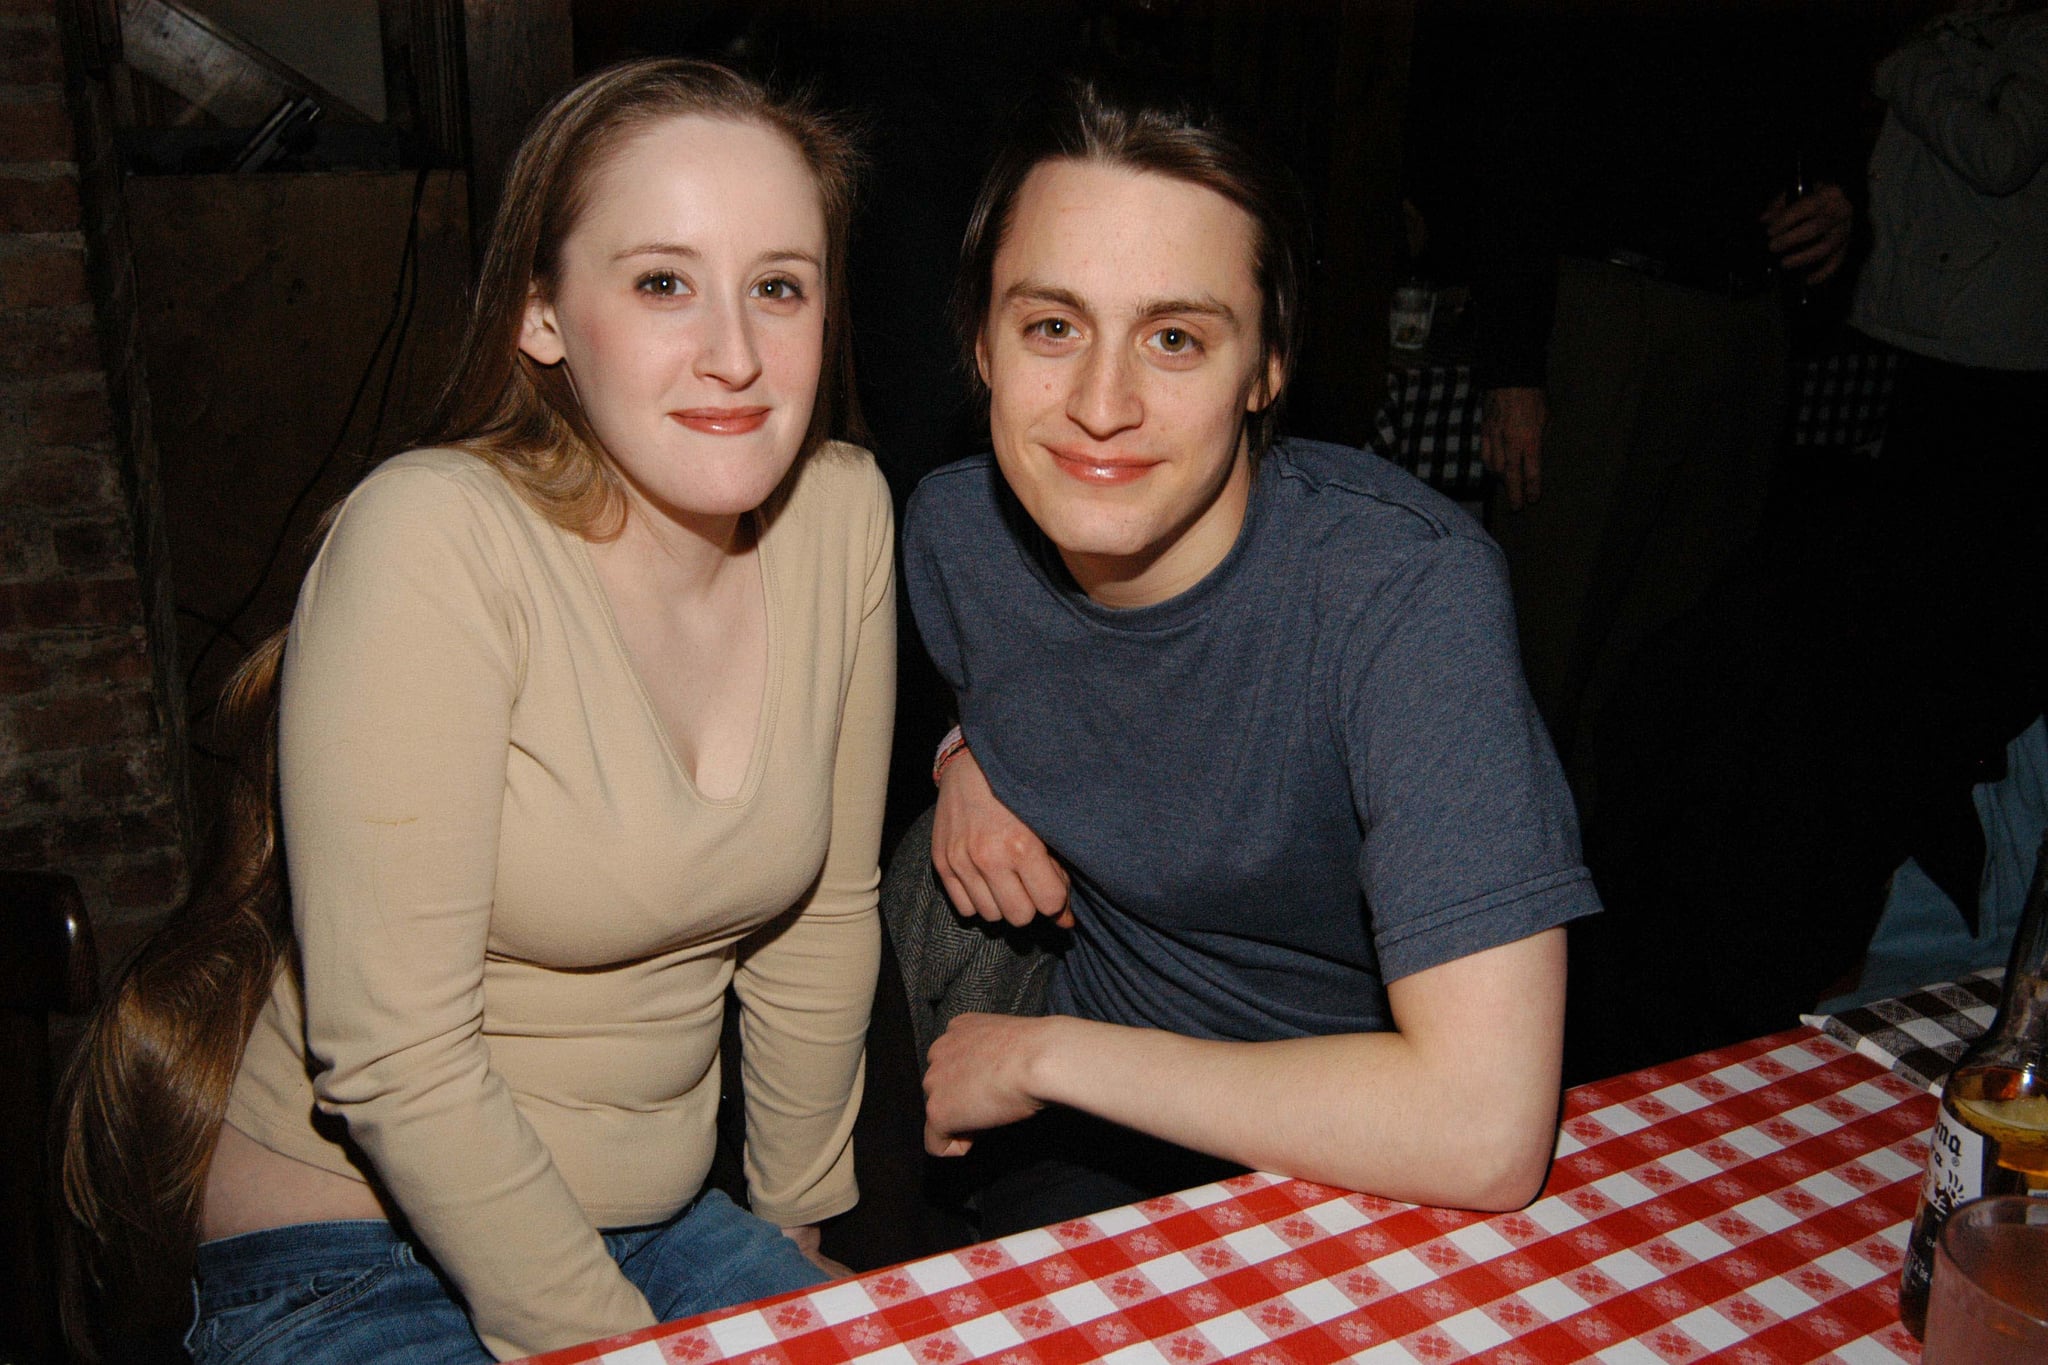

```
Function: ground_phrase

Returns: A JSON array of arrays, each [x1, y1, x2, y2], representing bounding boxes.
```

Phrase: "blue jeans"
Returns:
[[186, 1190, 827, 1364]]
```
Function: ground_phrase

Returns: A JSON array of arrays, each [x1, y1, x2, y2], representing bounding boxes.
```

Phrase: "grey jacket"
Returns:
[[1851, 5, 2048, 369], [881, 807, 1058, 1070]]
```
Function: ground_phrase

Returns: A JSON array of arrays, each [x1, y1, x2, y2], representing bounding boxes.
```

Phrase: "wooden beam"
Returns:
[[117, 0, 376, 127], [1310, 0, 1413, 444], [461, 0, 573, 248], [380, 0, 467, 162]]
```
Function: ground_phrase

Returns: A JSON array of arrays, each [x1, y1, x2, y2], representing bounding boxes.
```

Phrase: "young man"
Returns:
[[903, 77, 1600, 1233]]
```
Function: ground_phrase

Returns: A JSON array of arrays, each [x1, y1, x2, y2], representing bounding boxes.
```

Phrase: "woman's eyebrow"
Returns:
[[757, 248, 824, 270], [611, 243, 822, 271], [614, 241, 702, 262]]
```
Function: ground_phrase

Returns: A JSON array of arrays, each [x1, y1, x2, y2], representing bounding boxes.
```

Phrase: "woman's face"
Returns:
[[520, 114, 828, 525]]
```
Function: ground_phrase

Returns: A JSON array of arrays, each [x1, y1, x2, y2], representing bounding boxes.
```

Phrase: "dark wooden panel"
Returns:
[[381, 0, 467, 161], [462, 0, 573, 248], [125, 170, 472, 812], [1310, 0, 1412, 444], [1195, 0, 1414, 446]]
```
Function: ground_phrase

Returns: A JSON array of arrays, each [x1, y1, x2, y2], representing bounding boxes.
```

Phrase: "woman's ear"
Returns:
[[974, 328, 993, 388], [518, 289, 567, 366]]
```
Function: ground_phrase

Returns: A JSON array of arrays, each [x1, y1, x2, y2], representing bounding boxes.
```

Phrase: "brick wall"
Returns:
[[2, 0, 190, 970]]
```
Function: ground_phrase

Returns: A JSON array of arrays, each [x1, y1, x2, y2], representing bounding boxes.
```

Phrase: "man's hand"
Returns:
[[1760, 182, 1853, 284], [780, 1223, 853, 1278], [1481, 386, 1548, 511], [922, 1011, 1057, 1157], [932, 746, 1073, 928]]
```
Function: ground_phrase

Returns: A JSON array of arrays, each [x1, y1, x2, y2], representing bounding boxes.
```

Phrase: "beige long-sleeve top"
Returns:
[[224, 443, 894, 1360]]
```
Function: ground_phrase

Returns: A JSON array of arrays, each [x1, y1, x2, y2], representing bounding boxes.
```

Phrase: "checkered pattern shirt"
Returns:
[[1789, 343, 1900, 452], [1375, 364, 1487, 500]]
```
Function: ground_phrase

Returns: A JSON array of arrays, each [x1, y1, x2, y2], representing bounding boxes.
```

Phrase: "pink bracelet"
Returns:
[[932, 724, 968, 786]]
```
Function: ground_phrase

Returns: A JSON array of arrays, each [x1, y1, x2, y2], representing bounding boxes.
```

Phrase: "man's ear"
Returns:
[[974, 328, 992, 388], [518, 289, 566, 366], [1248, 350, 1286, 414]]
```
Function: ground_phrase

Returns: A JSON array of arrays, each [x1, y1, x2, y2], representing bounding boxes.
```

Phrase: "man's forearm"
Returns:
[[930, 930, 1568, 1212], [1028, 1018, 1551, 1212]]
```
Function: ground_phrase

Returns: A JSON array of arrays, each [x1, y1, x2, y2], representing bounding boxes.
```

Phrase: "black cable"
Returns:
[[183, 166, 432, 720], [175, 604, 251, 654]]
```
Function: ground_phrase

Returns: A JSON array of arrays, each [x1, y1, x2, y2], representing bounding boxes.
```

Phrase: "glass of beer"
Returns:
[[1923, 1195, 2048, 1363]]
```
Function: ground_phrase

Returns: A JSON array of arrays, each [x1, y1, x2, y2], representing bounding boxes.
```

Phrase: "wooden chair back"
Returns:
[[0, 872, 97, 1365]]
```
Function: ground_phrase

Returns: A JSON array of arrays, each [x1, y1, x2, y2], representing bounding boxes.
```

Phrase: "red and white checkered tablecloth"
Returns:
[[524, 1029, 1935, 1365]]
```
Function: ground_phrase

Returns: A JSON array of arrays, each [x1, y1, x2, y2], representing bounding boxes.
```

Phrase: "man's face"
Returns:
[[977, 159, 1280, 608]]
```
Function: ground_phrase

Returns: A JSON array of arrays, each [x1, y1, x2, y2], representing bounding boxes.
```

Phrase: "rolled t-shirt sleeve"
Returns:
[[1339, 533, 1599, 983], [281, 465, 653, 1359]]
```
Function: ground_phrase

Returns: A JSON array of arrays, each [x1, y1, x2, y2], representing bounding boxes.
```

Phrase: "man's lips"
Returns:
[[671, 406, 769, 435], [1047, 446, 1160, 485]]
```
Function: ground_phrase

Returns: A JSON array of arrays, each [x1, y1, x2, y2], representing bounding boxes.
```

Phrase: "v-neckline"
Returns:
[[573, 511, 781, 807]]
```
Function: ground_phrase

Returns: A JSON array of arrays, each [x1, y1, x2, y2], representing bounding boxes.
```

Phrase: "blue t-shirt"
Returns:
[[903, 439, 1599, 1042]]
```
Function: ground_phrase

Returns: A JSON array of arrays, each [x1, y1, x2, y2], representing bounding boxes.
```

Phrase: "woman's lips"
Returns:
[[1048, 446, 1158, 485], [672, 406, 769, 435]]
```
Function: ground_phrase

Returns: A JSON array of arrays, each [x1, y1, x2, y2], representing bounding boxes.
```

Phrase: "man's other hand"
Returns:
[[1761, 182, 1852, 284], [933, 746, 1074, 927], [1481, 386, 1548, 511]]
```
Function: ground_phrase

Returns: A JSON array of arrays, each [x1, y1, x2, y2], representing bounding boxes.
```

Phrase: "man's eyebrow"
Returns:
[[1002, 280, 1090, 313], [1001, 280, 1239, 326], [1135, 294, 1238, 326]]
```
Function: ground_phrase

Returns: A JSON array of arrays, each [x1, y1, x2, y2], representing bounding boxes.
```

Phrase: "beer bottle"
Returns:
[[1777, 152, 1812, 316], [1899, 832, 2048, 1337]]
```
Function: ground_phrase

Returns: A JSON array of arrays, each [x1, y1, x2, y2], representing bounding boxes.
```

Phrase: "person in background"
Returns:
[[1406, 0, 1862, 783], [58, 58, 893, 1364], [1845, 0, 2047, 786], [1405, 1, 1895, 1084], [903, 74, 1600, 1236], [1822, 0, 2048, 998]]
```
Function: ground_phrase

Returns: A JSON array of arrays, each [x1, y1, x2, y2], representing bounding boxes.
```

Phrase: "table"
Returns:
[[523, 1029, 1934, 1365]]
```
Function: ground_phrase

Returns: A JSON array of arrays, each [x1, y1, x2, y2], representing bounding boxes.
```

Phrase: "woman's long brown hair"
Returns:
[[52, 58, 863, 1361], [54, 635, 288, 1361]]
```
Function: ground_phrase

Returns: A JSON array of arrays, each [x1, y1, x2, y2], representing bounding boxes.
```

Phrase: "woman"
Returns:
[[59, 58, 893, 1364]]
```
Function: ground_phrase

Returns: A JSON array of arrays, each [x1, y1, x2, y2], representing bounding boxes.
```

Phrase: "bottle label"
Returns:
[[1922, 1105, 1987, 1218]]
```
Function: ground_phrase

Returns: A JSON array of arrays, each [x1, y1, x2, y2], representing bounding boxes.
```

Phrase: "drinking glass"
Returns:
[[1923, 1195, 2048, 1363], [1388, 282, 1434, 351]]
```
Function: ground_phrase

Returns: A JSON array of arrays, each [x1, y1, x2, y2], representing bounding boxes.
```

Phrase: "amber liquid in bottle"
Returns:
[[1898, 1065, 2048, 1336], [1898, 833, 2048, 1337]]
